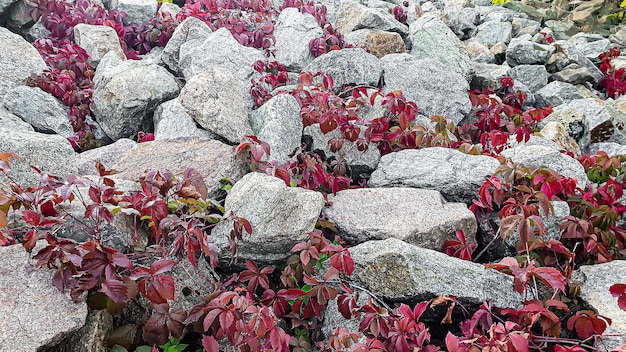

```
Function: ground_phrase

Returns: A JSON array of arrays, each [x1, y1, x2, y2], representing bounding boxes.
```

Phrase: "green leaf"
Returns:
[[110, 346, 129, 352], [135, 347, 153, 352]]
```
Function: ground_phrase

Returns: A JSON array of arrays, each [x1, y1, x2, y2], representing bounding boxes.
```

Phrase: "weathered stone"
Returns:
[[303, 48, 381, 89], [162, 17, 213, 73], [539, 121, 582, 158], [323, 188, 477, 248], [570, 261, 626, 351], [345, 29, 406, 59], [73, 24, 126, 66], [3, 86, 74, 138], [335, 0, 408, 37], [369, 147, 500, 203], [211, 173, 324, 266], [506, 64, 549, 93], [348, 238, 523, 308], [75, 138, 137, 175], [539, 107, 589, 150], [409, 14, 474, 80], [52, 309, 113, 352], [0, 242, 88, 352], [0, 128, 77, 187], [534, 81, 584, 108], [470, 62, 509, 91], [553, 98, 615, 146], [587, 142, 626, 156], [472, 20, 512, 48], [505, 38, 555, 66], [0, 106, 33, 132], [273, 8, 323, 72], [465, 40, 495, 64], [108, 0, 157, 25], [154, 99, 216, 141], [112, 138, 247, 197], [0, 27, 47, 98], [178, 28, 265, 109], [92, 60, 180, 140], [501, 144, 589, 187], [548, 41, 604, 85], [0, 0, 17, 13], [552, 63, 599, 86], [248, 94, 302, 163], [179, 68, 253, 144], [381, 54, 471, 124]]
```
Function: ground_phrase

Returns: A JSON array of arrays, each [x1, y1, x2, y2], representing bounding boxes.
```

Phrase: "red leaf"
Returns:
[[530, 266, 566, 292], [152, 275, 175, 301], [202, 335, 219, 352], [23, 229, 39, 252], [610, 284, 626, 311], [101, 279, 128, 304], [150, 259, 177, 275], [21, 210, 41, 226]]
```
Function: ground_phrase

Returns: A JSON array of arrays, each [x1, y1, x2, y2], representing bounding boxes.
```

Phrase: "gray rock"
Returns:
[[348, 238, 523, 308], [440, 4, 478, 40], [52, 310, 112, 352], [23, 19, 51, 42], [470, 63, 509, 91], [552, 63, 599, 86], [303, 123, 381, 172], [539, 107, 589, 151], [91, 59, 180, 140], [511, 18, 541, 37], [587, 142, 626, 156], [75, 138, 137, 175], [505, 38, 555, 66], [381, 54, 471, 124], [154, 99, 216, 141], [409, 14, 474, 80], [570, 261, 626, 352], [0, 105, 33, 132], [3, 86, 74, 138], [92, 51, 125, 89], [344, 29, 406, 59], [73, 24, 126, 67], [211, 172, 324, 266], [273, 8, 323, 72], [109, 0, 157, 25], [539, 121, 582, 158], [369, 147, 500, 203], [506, 64, 549, 93], [335, 0, 409, 37], [179, 68, 253, 144], [0, 27, 47, 98], [472, 21, 512, 48], [0, 128, 77, 187], [157, 1, 180, 16], [0, 242, 88, 352], [162, 17, 213, 74], [552, 98, 614, 146], [501, 144, 589, 187], [303, 48, 381, 88], [534, 81, 584, 108], [5, 0, 34, 29], [548, 41, 604, 85], [0, 0, 17, 13], [112, 138, 246, 197], [323, 188, 477, 249], [574, 38, 611, 62], [248, 94, 302, 163], [178, 27, 265, 108], [465, 40, 496, 64]]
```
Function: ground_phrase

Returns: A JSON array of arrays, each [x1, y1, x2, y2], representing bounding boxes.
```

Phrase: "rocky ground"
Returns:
[[0, 0, 625, 351]]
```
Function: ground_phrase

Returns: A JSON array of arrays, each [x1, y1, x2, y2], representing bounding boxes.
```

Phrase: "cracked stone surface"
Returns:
[[369, 147, 500, 203], [0, 242, 87, 352], [210, 172, 324, 267]]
